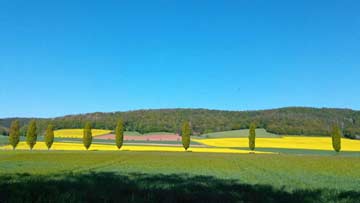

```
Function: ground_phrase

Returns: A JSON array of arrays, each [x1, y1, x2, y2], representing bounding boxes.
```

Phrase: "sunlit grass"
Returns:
[[0, 151, 359, 192]]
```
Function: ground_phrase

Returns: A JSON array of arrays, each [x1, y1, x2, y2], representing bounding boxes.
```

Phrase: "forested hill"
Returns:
[[1, 107, 360, 138]]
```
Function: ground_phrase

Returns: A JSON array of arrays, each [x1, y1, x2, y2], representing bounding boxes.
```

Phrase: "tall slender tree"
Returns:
[[8, 120, 20, 150], [26, 120, 37, 150], [44, 124, 54, 150], [83, 122, 92, 150], [115, 119, 124, 149], [249, 123, 256, 150], [181, 121, 191, 150], [331, 124, 341, 152]]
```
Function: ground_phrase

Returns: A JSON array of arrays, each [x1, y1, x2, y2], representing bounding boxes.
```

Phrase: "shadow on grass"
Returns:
[[0, 172, 359, 203]]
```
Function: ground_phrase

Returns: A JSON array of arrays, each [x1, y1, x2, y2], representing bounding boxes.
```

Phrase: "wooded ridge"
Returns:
[[1, 107, 359, 138]]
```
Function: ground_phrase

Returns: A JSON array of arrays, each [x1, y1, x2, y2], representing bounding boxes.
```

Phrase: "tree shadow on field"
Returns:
[[0, 172, 359, 203]]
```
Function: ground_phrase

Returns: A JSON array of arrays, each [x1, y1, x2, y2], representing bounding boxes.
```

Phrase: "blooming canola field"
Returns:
[[1, 134, 359, 153], [193, 136, 360, 152], [0, 141, 272, 154]]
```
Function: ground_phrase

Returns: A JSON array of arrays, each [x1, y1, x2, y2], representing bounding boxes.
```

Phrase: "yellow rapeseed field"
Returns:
[[0, 141, 271, 154], [2, 136, 358, 153], [54, 129, 112, 138], [193, 136, 360, 152]]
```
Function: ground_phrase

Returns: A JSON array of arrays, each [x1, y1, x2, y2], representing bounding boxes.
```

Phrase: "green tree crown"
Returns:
[[9, 120, 20, 150], [83, 122, 93, 150], [181, 121, 191, 150], [115, 119, 124, 149], [26, 120, 37, 150], [249, 123, 256, 151], [44, 124, 54, 150], [331, 125, 341, 152]]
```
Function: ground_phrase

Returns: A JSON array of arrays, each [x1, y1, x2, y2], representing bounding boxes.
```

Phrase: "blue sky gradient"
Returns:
[[1, 0, 359, 117]]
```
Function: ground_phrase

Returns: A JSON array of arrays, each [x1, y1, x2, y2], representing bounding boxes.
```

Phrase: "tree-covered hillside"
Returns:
[[1, 107, 360, 138]]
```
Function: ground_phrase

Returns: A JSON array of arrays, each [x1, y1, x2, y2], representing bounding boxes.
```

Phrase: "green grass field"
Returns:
[[1, 130, 360, 202], [198, 128, 281, 138], [0, 151, 359, 202], [124, 131, 142, 136]]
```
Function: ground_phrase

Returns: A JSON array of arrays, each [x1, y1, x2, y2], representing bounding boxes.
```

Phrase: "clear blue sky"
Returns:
[[0, 0, 359, 118]]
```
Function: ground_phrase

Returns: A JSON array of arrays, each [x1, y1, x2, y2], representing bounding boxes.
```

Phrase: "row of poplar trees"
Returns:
[[8, 119, 342, 152], [7, 119, 126, 150], [7, 119, 193, 151], [8, 120, 55, 150]]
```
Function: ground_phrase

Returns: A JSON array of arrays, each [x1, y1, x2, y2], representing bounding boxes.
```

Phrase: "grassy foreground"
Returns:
[[0, 151, 360, 202]]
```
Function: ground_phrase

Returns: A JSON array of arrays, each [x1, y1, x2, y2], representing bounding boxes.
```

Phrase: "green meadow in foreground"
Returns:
[[0, 151, 359, 202]]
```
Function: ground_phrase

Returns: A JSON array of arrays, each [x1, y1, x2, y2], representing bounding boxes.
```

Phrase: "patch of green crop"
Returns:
[[143, 132, 177, 135], [0, 135, 8, 146], [198, 129, 280, 138], [0, 135, 26, 146], [124, 131, 142, 136], [1, 172, 359, 203], [0, 151, 359, 192]]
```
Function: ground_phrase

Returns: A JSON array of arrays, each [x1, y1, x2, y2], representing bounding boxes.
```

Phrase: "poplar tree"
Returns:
[[8, 120, 20, 150], [83, 122, 92, 150], [115, 119, 124, 149], [26, 120, 37, 150], [181, 121, 191, 150], [249, 123, 256, 150], [44, 124, 54, 150], [331, 125, 341, 152]]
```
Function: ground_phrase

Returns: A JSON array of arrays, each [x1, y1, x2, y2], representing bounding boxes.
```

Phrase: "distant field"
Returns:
[[143, 132, 177, 135], [54, 129, 112, 138], [199, 128, 280, 138], [96, 132, 181, 142], [0, 151, 359, 202], [0, 135, 8, 146], [124, 131, 142, 136], [54, 130, 167, 138]]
